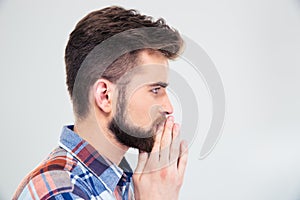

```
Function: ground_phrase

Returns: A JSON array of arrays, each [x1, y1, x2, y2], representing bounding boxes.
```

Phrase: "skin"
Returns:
[[122, 53, 172, 130], [133, 117, 188, 200], [74, 50, 188, 199]]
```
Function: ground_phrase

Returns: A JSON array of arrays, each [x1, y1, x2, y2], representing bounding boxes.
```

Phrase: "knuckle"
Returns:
[[176, 179, 183, 188], [159, 167, 168, 179]]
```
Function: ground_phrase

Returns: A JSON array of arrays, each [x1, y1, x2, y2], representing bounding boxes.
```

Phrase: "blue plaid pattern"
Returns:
[[13, 125, 134, 200]]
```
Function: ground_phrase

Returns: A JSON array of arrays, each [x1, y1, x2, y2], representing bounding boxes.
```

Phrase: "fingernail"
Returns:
[[169, 116, 174, 122]]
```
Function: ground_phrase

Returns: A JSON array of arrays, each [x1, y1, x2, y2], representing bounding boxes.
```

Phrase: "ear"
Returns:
[[93, 79, 114, 113]]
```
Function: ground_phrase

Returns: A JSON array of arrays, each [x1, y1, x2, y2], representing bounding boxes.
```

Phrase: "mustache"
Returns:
[[153, 114, 167, 126], [152, 114, 167, 134]]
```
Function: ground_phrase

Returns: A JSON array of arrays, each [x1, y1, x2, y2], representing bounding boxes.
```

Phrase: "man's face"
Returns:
[[109, 51, 173, 152]]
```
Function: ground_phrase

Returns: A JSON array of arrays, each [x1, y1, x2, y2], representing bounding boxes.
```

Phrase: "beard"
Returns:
[[109, 112, 166, 153], [108, 83, 166, 152]]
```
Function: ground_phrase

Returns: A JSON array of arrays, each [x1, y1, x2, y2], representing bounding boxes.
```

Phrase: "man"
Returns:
[[13, 6, 188, 200]]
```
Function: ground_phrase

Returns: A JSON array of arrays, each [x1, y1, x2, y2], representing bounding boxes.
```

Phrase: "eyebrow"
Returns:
[[148, 81, 169, 88]]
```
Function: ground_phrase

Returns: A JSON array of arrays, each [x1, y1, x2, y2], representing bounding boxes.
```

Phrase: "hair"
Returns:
[[65, 6, 184, 119]]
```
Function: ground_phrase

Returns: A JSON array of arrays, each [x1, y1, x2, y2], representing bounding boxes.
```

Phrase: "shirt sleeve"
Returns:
[[13, 170, 91, 200]]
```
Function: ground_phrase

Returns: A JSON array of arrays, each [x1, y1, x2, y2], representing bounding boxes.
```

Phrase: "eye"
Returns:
[[151, 87, 161, 94]]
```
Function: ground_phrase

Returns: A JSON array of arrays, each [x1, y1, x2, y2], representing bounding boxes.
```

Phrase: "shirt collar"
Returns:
[[58, 125, 132, 193]]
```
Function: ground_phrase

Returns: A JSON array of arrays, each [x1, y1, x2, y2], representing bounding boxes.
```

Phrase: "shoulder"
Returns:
[[13, 147, 90, 200]]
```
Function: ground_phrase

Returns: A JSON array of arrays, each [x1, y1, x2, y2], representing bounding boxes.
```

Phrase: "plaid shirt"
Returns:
[[13, 125, 134, 200]]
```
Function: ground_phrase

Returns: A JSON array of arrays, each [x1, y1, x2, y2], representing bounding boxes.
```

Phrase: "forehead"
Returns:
[[138, 50, 168, 66], [130, 64, 168, 87], [116, 50, 169, 90], [129, 51, 169, 87]]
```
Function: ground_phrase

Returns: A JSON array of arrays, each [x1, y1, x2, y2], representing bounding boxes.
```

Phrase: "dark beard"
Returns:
[[108, 82, 167, 152], [109, 114, 166, 153]]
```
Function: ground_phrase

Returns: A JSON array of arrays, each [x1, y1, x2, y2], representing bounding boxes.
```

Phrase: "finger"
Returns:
[[159, 116, 174, 164], [150, 122, 164, 155], [178, 140, 188, 179], [134, 151, 148, 176], [144, 122, 164, 172], [170, 123, 181, 166]]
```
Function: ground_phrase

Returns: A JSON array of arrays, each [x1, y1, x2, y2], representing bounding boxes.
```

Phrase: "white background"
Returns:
[[1, 0, 300, 199]]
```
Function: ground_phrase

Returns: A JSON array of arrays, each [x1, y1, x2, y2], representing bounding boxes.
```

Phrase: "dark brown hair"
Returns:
[[65, 6, 183, 119]]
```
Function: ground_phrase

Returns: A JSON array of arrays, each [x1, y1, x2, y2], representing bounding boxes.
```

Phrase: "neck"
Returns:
[[73, 115, 128, 165]]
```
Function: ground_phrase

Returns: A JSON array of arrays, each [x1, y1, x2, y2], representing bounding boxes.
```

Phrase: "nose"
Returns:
[[162, 95, 173, 115]]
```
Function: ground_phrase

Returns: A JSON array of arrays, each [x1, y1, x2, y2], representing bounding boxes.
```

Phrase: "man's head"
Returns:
[[65, 6, 183, 152]]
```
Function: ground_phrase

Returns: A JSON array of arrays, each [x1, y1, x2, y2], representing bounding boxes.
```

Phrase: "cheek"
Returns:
[[126, 92, 155, 128]]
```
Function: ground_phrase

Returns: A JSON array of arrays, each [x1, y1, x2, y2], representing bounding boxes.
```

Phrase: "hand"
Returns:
[[133, 116, 189, 200]]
